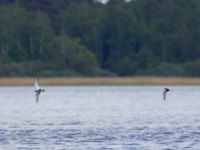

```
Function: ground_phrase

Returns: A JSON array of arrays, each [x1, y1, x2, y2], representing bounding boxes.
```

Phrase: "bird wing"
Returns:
[[163, 91, 166, 101], [35, 78, 40, 90], [35, 92, 40, 103]]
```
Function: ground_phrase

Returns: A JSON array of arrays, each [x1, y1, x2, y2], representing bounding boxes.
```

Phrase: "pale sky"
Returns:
[[97, 0, 132, 4]]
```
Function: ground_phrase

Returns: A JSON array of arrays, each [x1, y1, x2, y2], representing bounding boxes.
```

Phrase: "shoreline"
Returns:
[[0, 77, 200, 86]]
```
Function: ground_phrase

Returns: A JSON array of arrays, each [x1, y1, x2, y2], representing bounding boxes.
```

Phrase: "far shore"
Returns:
[[0, 77, 200, 86]]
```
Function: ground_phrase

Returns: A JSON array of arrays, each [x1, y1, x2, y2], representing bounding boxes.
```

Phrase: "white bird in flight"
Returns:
[[34, 78, 45, 103], [163, 88, 170, 101]]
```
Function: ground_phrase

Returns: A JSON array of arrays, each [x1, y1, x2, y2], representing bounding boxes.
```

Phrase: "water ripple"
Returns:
[[0, 86, 200, 149]]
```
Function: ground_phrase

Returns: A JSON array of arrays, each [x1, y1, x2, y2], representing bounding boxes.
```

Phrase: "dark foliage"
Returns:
[[0, 0, 200, 76]]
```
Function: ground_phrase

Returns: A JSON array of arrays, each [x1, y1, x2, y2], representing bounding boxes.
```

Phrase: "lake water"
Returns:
[[0, 86, 200, 149]]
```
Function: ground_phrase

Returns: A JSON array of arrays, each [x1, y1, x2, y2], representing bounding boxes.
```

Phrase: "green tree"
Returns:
[[57, 35, 99, 75]]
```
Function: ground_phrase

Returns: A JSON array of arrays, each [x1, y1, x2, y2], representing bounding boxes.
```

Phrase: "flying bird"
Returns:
[[34, 78, 45, 103], [163, 88, 170, 101]]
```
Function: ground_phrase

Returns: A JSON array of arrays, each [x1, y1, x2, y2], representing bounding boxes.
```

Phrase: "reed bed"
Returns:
[[0, 77, 200, 86]]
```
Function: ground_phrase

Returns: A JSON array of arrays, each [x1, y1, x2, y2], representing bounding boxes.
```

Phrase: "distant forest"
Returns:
[[0, 0, 200, 77]]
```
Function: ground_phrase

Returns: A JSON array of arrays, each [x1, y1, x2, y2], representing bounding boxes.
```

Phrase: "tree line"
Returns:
[[0, 0, 200, 77]]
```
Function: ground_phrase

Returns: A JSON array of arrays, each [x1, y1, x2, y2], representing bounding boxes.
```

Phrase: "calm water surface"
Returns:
[[0, 86, 200, 149]]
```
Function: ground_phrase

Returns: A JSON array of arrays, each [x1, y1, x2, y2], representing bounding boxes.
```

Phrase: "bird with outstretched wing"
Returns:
[[163, 88, 170, 101], [34, 78, 45, 103]]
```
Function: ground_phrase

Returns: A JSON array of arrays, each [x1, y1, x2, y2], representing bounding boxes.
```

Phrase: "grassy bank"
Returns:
[[0, 77, 200, 86]]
